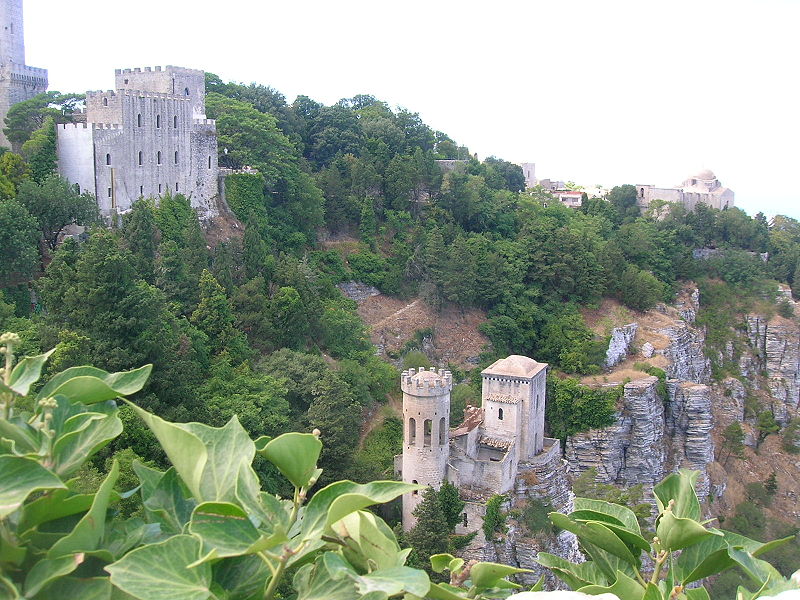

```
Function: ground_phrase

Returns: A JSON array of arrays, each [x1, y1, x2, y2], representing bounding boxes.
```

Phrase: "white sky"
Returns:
[[25, 0, 800, 218]]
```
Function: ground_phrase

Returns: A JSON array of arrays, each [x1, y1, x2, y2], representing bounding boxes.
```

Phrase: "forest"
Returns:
[[1, 76, 800, 598]]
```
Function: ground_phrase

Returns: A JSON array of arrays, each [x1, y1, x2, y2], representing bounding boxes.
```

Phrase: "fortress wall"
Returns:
[[56, 123, 95, 196]]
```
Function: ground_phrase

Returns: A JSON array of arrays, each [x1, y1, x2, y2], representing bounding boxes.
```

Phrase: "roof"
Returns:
[[481, 355, 547, 379], [484, 393, 521, 405]]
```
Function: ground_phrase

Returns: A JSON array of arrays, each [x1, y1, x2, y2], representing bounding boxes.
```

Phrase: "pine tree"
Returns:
[[122, 199, 159, 282], [437, 481, 465, 533], [405, 488, 450, 574], [719, 422, 745, 465], [191, 269, 249, 361]]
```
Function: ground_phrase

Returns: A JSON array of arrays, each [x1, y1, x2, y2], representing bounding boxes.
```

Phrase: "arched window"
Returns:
[[423, 419, 432, 447], [175, 182, 179, 192], [184, 87, 189, 96], [208, 156, 212, 169], [408, 418, 416, 445], [156, 115, 161, 128], [157, 151, 161, 165], [137, 114, 142, 127], [498, 407, 504, 421], [105, 153, 111, 165], [138, 151, 143, 166], [438, 417, 445, 445], [412, 480, 419, 495], [139, 186, 143, 196], [174, 151, 178, 165], [173, 115, 178, 128], [158, 184, 162, 193], [103, 97, 108, 106]]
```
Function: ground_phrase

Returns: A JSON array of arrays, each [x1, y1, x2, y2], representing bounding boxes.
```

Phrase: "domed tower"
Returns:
[[400, 367, 452, 530]]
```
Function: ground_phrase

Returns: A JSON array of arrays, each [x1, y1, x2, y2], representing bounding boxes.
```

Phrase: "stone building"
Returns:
[[520, 162, 536, 188], [636, 169, 734, 211], [0, 0, 48, 149], [398, 355, 564, 532], [56, 66, 219, 218]]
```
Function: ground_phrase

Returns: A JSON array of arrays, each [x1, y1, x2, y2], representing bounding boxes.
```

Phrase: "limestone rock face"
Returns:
[[336, 281, 380, 302], [716, 377, 746, 429], [745, 315, 800, 423], [605, 323, 638, 368], [566, 377, 667, 489], [666, 382, 714, 499], [659, 319, 710, 383]]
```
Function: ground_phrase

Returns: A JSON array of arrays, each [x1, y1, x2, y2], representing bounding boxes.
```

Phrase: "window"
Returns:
[[439, 417, 445, 445], [423, 419, 432, 447], [139, 186, 143, 196], [175, 182, 179, 192], [174, 151, 178, 164], [105, 153, 111, 165], [156, 115, 161, 128], [208, 156, 212, 169], [462, 512, 468, 527], [498, 407, 504, 421], [157, 151, 161, 165], [138, 151, 143, 165], [158, 184, 162, 193], [412, 480, 419, 495], [107, 187, 112, 197], [137, 114, 142, 127], [103, 97, 108, 106], [124, 78, 129, 84], [184, 87, 189, 96], [173, 115, 178, 128], [408, 418, 416, 445]]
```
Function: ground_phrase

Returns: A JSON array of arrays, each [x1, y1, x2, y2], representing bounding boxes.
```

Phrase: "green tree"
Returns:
[[405, 488, 451, 573], [260, 348, 328, 418], [269, 286, 309, 349], [0, 198, 40, 287], [21, 115, 57, 182], [15, 174, 98, 251], [718, 421, 745, 464], [190, 269, 249, 361], [756, 410, 780, 448], [438, 481, 465, 533], [483, 494, 507, 540], [0, 151, 30, 194], [3, 90, 82, 149], [122, 198, 159, 281], [319, 299, 371, 359]]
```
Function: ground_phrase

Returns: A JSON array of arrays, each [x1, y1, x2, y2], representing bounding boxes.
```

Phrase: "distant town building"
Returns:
[[636, 169, 734, 211], [553, 190, 583, 208], [0, 0, 48, 149], [538, 178, 567, 192], [56, 66, 219, 218], [520, 162, 536, 188]]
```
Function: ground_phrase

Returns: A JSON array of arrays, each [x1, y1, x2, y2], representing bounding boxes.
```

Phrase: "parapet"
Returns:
[[400, 367, 453, 396], [116, 65, 204, 76]]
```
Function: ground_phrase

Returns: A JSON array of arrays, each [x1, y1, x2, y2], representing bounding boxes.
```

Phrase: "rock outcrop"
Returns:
[[605, 323, 638, 368], [666, 382, 714, 498]]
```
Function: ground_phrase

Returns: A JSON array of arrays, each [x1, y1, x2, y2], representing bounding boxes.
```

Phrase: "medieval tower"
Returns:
[[400, 367, 453, 528], [0, 0, 48, 149]]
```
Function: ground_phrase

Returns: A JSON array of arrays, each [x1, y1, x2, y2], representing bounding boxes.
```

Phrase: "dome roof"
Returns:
[[482, 355, 547, 378], [693, 169, 716, 181], [408, 367, 442, 381]]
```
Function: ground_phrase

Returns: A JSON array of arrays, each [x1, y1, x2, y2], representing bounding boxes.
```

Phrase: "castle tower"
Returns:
[[0, 0, 47, 149], [400, 367, 452, 530]]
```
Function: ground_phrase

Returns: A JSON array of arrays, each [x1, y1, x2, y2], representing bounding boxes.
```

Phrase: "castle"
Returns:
[[0, 0, 48, 149], [56, 66, 220, 218], [399, 355, 565, 532], [636, 169, 734, 212]]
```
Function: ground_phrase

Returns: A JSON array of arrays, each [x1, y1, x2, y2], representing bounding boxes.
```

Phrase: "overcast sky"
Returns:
[[25, 0, 800, 218]]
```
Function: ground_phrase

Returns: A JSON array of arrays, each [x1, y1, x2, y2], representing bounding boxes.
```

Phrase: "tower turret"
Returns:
[[400, 367, 452, 529]]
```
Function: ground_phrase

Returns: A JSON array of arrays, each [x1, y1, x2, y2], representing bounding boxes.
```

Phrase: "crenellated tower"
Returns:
[[0, 0, 47, 149], [400, 367, 452, 529]]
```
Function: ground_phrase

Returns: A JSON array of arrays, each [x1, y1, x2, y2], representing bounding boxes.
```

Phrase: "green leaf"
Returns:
[[0, 534, 26, 566], [642, 582, 664, 600], [141, 467, 195, 535], [38, 365, 152, 404], [24, 553, 83, 597], [427, 582, 469, 600], [48, 459, 119, 558], [189, 501, 284, 558], [212, 555, 270, 600], [0, 456, 65, 518], [7, 349, 54, 396], [655, 508, 717, 552], [259, 432, 322, 489], [0, 575, 19, 600], [579, 569, 645, 600], [430, 553, 464, 574], [106, 535, 212, 600], [334, 510, 404, 572], [19, 488, 98, 533], [653, 469, 701, 520], [47, 577, 113, 600], [131, 461, 164, 500], [292, 559, 359, 600], [0, 417, 39, 454], [573, 497, 642, 534], [686, 587, 711, 600], [301, 480, 421, 539], [52, 409, 123, 477], [727, 547, 783, 587], [469, 561, 530, 590], [536, 552, 608, 588], [530, 575, 545, 592], [355, 567, 430, 597], [551, 512, 640, 566]]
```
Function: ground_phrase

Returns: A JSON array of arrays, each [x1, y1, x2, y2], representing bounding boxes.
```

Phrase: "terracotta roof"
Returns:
[[479, 436, 512, 451], [484, 394, 520, 404]]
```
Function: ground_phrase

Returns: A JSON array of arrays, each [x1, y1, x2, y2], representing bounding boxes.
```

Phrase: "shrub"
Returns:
[[483, 494, 507, 540]]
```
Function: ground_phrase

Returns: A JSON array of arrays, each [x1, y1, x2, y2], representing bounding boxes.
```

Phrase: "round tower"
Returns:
[[400, 366, 452, 530]]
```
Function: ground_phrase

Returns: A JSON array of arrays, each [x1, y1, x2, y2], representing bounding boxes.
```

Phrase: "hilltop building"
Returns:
[[0, 0, 48, 149], [56, 66, 219, 217], [520, 162, 536, 188], [398, 355, 568, 533], [636, 169, 734, 211]]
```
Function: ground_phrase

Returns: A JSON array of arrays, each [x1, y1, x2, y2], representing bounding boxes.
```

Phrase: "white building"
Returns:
[[56, 66, 219, 218], [636, 169, 734, 211]]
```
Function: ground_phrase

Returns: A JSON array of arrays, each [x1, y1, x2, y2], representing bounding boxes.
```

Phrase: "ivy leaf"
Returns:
[[19, 488, 99, 533], [292, 559, 359, 600], [469, 562, 529, 590], [24, 553, 84, 597], [141, 467, 195, 535], [0, 456, 65, 518], [37, 365, 152, 404], [212, 555, 270, 600], [189, 501, 286, 559], [355, 567, 429, 598], [45, 576, 113, 600], [7, 348, 54, 396], [48, 459, 119, 558], [258, 432, 322, 489], [52, 409, 123, 477], [106, 535, 213, 600]]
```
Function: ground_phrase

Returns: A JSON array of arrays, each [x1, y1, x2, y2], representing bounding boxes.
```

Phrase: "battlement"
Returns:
[[193, 118, 216, 126], [115, 65, 204, 76], [86, 89, 191, 101], [400, 367, 453, 396], [7, 63, 47, 76]]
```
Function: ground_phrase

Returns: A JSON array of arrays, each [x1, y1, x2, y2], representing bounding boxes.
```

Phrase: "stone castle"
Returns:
[[56, 66, 220, 217], [0, 0, 48, 149], [398, 355, 569, 534], [636, 169, 734, 212]]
